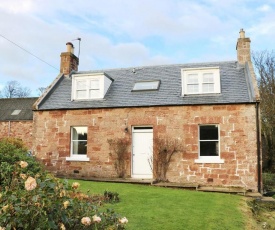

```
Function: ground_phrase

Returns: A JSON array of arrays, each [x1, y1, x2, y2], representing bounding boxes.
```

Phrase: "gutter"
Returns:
[[36, 101, 257, 112], [256, 100, 261, 193]]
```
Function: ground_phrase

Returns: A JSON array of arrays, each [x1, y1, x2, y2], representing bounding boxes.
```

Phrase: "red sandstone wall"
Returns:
[[0, 121, 33, 149], [33, 104, 258, 191]]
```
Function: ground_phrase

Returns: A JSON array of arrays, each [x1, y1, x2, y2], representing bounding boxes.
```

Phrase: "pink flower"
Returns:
[[19, 161, 28, 168], [63, 201, 69, 209], [59, 190, 66, 197], [60, 223, 66, 230], [81, 217, 91, 226], [119, 217, 128, 224], [2, 205, 9, 213], [92, 215, 101, 223], [25, 176, 37, 191], [20, 173, 27, 180], [72, 182, 80, 189]]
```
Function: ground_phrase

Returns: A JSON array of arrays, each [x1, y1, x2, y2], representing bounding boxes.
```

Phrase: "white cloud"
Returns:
[[257, 4, 271, 12], [0, 0, 36, 14], [0, 0, 274, 95], [79, 33, 172, 68]]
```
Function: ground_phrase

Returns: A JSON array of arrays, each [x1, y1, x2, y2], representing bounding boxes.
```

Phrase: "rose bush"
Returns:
[[0, 138, 44, 189], [0, 138, 127, 229]]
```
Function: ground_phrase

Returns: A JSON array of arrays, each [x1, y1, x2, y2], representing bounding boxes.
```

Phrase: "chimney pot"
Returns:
[[239, 29, 245, 38], [66, 42, 74, 54]]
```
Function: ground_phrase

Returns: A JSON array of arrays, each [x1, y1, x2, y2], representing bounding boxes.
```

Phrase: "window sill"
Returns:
[[195, 158, 224, 164], [181, 93, 221, 97], [71, 98, 106, 101], [66, 156, 90, 162]]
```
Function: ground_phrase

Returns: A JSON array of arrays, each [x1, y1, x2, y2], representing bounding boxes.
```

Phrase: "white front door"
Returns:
[[132, 127, 153, 179]]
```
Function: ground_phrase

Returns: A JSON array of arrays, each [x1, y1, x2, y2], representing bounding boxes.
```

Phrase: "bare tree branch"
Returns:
[[1, 81, 31, 98], [37, 87, 46, 96], [253, 50, 275, 172]]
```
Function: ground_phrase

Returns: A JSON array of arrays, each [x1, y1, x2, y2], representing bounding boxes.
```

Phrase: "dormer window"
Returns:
[[72, 73, 113, 100], [132, 80, 160, 91], [181, 67, 220, 96]]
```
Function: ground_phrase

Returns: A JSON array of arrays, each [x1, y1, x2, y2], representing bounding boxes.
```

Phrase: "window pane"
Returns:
[[202, 83, 214, 93], [90, 79, 100, 90], [89, 89, 100, 98], [72, 141, 87, 155], [187, 84, 199, 93], [203, 73, 214, 83], [200, 141, 219, 156], [200, 125, 218, 140], [187, 74, 198, 84], [133, 81, 160, 91], [76, 90, 86, 99], [72, 127, 87, 140], [76, 80, 86, 90]]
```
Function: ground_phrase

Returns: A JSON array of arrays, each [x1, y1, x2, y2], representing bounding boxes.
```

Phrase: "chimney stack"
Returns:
[[236, 29, 251, 65], [60, 42, 79, 75]]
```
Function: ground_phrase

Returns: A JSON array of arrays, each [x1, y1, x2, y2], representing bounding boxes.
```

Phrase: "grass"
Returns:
[[68, 179, 246, 230]]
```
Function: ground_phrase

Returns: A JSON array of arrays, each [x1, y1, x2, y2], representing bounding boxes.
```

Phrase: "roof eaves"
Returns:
[[36, 101, 258, 112], [71, 71, 114, 82], [104, 72, 114, 82]]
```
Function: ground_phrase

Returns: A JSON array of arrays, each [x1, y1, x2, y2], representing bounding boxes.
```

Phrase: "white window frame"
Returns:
[[181, 67, 221, 96], [66, 126, 90, 162], [72, 74, 105, 100], [195, 124, 224, 164]]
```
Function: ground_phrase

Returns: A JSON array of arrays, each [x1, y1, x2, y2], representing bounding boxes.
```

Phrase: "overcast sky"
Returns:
[[0, 0, 274, 96]]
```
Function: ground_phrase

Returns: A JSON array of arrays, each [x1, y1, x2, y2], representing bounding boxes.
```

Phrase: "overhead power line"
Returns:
[[0, 34, 59, 71]]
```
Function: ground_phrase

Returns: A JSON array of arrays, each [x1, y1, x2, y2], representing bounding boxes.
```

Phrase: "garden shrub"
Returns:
[[108, 138, 130, 178], [150, 137, 182, 182], [104, 191, 120, 203], [0, 138, 128, 229], [0, 138, 44, 189]]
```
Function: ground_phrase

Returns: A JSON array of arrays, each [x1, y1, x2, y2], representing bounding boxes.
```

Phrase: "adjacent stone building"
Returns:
[[31, 29, 261, 192], [0, 97, 38, 149]]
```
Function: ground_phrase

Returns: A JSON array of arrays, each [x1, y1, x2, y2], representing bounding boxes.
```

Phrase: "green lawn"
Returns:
[[69, 180, 245, 230]]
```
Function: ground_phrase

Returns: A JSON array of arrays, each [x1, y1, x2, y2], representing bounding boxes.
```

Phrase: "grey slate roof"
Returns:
[[38, 61, 255, 110], [0, 97, 38, 121]]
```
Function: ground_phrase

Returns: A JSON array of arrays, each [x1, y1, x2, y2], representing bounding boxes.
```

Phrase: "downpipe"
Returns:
[[256, 101, 262, 193]]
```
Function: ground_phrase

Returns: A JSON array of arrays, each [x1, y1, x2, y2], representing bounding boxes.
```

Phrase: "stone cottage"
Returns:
[[32, 29, 261, 192]]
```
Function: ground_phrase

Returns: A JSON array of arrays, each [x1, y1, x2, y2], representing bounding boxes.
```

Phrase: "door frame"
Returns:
[[131, 126, 153, 179]]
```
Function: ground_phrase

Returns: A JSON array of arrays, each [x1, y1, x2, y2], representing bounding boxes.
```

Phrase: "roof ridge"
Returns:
[[76, 60, 238, 73]]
